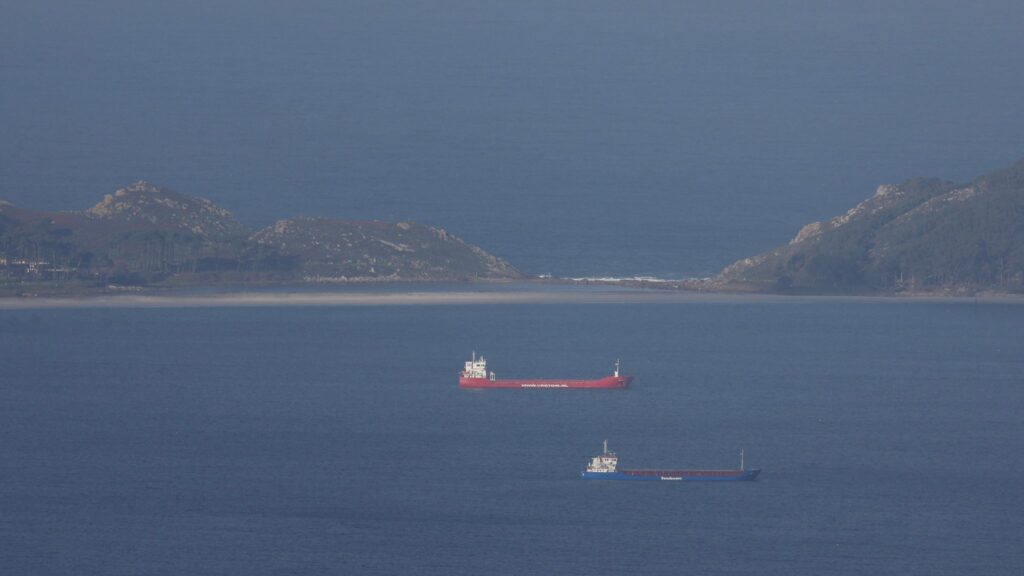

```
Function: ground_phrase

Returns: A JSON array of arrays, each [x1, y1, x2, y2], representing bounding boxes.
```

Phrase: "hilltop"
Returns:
[[717, 159, 1024, 294], [252, 218, 520, 281], [0, 182, 522, 292], [86, 181, 250, 242]]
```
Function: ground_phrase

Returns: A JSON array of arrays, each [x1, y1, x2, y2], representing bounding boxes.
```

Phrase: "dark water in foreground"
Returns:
[[2, 299, 1023, 574]]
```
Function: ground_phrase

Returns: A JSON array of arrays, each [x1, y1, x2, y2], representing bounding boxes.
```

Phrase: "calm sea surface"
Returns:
[[1, 296, 1022, 575]]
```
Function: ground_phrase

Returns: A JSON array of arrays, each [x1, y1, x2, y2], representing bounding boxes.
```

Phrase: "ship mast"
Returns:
[[604, 439, 608, 455], [740, 448, 745, 470], [614, 359, 620, 377]]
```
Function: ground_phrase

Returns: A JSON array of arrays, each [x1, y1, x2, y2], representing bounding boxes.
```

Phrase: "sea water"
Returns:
[[1, 296, 1022, 574]]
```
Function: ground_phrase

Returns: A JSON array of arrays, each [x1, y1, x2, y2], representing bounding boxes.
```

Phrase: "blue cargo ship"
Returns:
[[581, 441, 760, 481]]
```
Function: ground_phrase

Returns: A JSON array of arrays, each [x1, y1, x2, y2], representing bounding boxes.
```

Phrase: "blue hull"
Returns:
[[581, 469, 760, 481], [581, 471, 661, 481]]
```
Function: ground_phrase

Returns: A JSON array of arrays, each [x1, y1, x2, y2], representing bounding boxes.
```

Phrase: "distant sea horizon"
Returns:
[[4, 3, 1024, 278]]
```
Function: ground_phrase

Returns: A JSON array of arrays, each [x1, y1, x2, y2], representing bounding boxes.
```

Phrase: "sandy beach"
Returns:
[[1, 288, 1021, 310]]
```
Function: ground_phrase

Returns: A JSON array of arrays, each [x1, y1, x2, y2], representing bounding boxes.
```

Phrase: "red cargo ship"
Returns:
[[458, 353, 631, 389]]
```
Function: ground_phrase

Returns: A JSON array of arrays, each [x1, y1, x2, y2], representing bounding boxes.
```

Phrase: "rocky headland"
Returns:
[[714, 158, 1024, 295], [0, 182, 522, 294], [5, 157, 1024, 299]]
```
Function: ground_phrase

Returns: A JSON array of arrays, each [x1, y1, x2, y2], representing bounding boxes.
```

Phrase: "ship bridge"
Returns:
[[462, 352, 495, 380], [585, 440, 619, 473]]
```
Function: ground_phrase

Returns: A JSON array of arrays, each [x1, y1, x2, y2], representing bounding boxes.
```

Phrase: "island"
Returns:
[[4, 157, 1024, 299], [0, 181, 522, 296], [713, 158, 1024, 295]]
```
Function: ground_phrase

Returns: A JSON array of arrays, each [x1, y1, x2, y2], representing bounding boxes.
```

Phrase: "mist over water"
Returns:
[[3, 1, 1024, 276]]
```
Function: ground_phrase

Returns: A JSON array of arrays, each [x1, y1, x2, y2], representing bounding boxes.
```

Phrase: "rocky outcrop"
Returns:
[[86, 181, 249, 242]]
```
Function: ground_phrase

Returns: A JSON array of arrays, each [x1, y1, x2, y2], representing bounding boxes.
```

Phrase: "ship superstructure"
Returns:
[[458, 353, 631, 389]]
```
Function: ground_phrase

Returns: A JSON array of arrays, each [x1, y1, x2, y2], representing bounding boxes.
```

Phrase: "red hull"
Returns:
[[459, 375, 631, 389]]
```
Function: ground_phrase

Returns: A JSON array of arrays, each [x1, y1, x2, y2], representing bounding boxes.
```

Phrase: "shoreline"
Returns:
[[2, 283, 1023, 310]]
